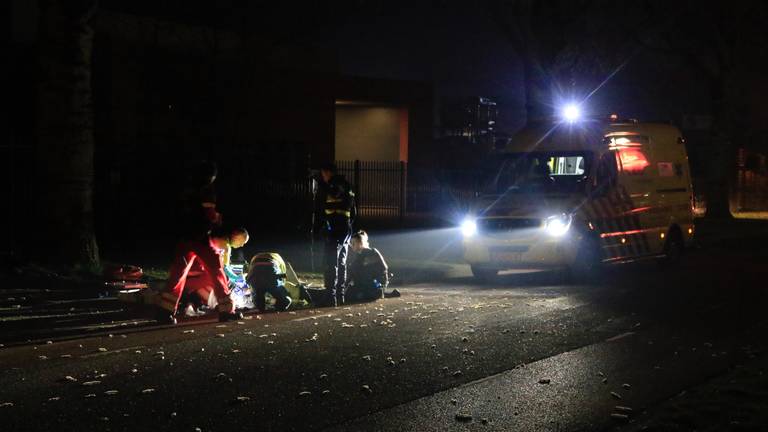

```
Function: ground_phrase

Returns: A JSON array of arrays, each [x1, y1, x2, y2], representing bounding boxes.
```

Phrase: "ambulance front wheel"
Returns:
[[567, 235, 601, 283], [471, 266, 498, 282]]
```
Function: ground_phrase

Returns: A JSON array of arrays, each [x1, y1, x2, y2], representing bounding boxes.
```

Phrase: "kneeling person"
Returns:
[[346, 231, 388, 303], [158, 227, 247, 323], [248, 252, 292, 312]]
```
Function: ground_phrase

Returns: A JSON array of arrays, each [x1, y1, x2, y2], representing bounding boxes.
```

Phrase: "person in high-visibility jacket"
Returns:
[[247, 252, 292, 312], [313, 163, 356, 306], [157, 227, 248, 324]]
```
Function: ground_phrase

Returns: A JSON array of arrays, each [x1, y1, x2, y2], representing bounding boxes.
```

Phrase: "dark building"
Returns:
[[8, 1, 434, 256]]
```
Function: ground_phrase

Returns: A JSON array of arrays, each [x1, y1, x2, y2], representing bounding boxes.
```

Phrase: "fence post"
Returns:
[[353, 159, 361, 198], [399, 161, 407, 223]]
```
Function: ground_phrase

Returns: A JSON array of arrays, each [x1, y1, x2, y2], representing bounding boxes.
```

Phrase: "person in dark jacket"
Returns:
[[177, 160, 222, 239], [346, 230, 388, 303], [313, 163, 356, 306]]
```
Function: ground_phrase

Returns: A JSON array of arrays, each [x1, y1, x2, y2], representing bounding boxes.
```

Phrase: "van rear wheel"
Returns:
[[471, 266, 498, 282], [658, 229, 684, 266]]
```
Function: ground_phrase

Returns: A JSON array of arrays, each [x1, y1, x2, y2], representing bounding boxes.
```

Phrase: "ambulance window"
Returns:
[[548, 156, 586, 175]]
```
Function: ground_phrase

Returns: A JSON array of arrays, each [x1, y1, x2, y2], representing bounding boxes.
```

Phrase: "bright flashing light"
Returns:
[[544, 214, 572, 237], [461, 219, 478, 237], [617, 148, 650, 173], [562, 104, 581, 122]]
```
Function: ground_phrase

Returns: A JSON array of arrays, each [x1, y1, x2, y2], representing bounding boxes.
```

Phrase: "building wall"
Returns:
[[335, 106, 404, 161]]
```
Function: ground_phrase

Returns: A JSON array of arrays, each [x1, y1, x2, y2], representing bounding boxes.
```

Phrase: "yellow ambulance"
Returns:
[[461, 117, 695, 280]]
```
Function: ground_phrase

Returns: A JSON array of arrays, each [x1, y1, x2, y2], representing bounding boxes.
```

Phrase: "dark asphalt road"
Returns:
[[1, 239, 767, 431]]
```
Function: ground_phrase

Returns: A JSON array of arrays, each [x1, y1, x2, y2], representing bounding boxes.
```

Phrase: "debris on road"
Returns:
[[610, 413, 629, 421], [82, 381, 101, 386], [622, 383, 632, 390], [455, 412, 473, 422], [299, 391, 312, 397], [452, 370, 463, 377], [216, 334, 225, 338], [104, 390, 119, 396], [62, 376, 78, 383], [235, 396, 250, 403], [141, 388, 156, 394], [362, 384, 372, 393], [538, 378, 551, 384], [183, 330, 195, 334], [614, 406, 633, 413], [1, 402, 14, 408], [97, 348, 108, 352], [611, 391, 622, 399]]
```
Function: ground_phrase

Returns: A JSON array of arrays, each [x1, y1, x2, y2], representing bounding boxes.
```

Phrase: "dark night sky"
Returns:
[[11, 0, 715, 132], [331, 2, 525, 132]]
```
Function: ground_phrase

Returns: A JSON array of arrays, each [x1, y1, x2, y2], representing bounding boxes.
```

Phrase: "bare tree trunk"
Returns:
[[36, 0, 100, 271]]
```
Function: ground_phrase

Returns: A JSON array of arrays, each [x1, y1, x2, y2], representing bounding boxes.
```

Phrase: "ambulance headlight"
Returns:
[[460, 218, 478, 237], [544, 214, 572, 237]]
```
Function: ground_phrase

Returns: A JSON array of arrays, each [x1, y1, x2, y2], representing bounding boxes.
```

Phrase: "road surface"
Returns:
[[1, 235, 767, 431]]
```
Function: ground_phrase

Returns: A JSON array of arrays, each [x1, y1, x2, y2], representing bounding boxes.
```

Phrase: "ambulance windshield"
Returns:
[[481, 151, 592, 195]]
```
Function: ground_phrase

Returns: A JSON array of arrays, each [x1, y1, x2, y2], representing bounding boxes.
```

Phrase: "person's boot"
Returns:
[[218, 310, 244, 322], [384, 288, 401, 298], [155, 309, 177, 325], [275, 296, 293, 312]]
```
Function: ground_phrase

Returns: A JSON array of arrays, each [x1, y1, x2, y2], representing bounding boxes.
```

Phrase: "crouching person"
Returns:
[[156, 227, 247, 324], [248, 252, 292, 312], [346, 231, 389, 303]]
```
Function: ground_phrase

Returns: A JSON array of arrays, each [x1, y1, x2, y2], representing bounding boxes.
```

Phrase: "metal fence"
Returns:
[[733, 148, 768, 213], [336, 160, 407, 220]]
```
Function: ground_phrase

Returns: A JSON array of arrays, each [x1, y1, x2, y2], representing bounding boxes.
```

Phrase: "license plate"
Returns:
[[491, 251, 523, 263]]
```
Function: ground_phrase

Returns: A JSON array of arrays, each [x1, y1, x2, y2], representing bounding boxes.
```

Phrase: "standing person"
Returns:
[[313, 163, 356, 306], [347, 230, 389, 303], [178, 160, 222, 239], [156, 227, 246, 323]]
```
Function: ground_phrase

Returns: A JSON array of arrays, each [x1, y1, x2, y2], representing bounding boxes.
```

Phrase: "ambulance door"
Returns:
[[653, 134, 693, 239], [590, 150, 632, 261], [613, 141, 659, 256]]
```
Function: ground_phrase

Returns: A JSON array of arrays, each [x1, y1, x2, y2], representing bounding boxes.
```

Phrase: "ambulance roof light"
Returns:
[[561, 103, 582, 123]]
